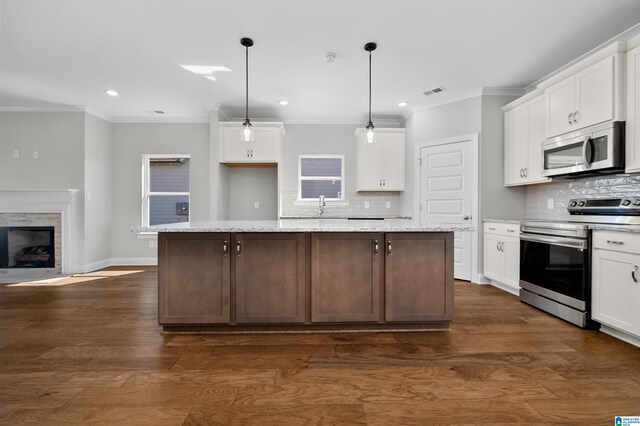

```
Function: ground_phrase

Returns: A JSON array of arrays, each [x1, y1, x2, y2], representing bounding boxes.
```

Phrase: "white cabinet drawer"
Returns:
[[484, 222, 520, 237], [593, 231, 640, 254]]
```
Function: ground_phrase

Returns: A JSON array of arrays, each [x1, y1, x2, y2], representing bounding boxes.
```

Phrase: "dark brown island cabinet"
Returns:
[[158, 231, 454, 332]]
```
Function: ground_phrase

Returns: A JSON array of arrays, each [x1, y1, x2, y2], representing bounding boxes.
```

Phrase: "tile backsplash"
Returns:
[[280, 191, 403, 218], [525, 173, 640, 220]]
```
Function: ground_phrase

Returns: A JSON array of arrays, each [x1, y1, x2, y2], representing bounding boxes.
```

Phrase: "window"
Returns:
[[298, 155, 344, 200], [142, 155, 190, 226]]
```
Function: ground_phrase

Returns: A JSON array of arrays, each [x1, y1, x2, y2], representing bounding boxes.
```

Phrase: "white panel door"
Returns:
[[575, 56, 614, 129], [356, 134, 383, 190], [526, 96, 548, 183], [502, 237, 520, 291], [250, 129, 277, 162], [545, 77, 575, 138], [420, 140, 473, 280], [483, 234, 502, 281], [381, 133, 406, 190], [221, 127, 250, 162]]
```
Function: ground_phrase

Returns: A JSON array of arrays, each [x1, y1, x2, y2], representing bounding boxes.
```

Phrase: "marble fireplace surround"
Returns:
[[0, 189, 80, 275]]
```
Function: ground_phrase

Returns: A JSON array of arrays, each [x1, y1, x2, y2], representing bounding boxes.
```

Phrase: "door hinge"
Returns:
[[418, 157, 423, 165], [419, 203, 423, 211]]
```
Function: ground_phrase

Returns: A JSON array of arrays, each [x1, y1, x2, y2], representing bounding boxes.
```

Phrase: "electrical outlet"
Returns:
[[86, 193, 92, 201], [13, 149, 20, 159], [364, 201, 370, 209], [547, 198, 554, 209], [32, 151, 39, 159], [148, 240, 155, 248], [385, 202, 391, 209], [254, 201, 259, 209]]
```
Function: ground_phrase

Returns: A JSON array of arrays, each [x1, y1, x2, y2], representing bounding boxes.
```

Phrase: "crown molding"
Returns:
[[0, 106, 85, 113], [111, 117, 210, 124]]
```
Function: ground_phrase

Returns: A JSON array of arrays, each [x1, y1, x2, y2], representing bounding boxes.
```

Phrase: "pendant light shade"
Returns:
[[364, 42, 377, 144], [241, 37, 254, 143]]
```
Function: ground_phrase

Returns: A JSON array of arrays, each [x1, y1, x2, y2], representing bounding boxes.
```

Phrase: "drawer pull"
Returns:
[[633, 266, 639, 283], [236, 241, 242, 256], [387, 240, 392, 255], [606, 240, 625, 245], [373, 240, 379, 255], [223, 241, 229, 255]]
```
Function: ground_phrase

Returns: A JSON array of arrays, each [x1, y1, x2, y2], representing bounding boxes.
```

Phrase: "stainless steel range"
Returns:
[[519, 197, 640, 328]]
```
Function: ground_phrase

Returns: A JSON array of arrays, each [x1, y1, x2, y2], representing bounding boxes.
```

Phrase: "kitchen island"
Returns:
[[135, 219, 473, 332]]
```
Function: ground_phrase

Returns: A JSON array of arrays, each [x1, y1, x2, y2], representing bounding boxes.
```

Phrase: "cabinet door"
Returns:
[[545, 77, 575, 138], [592, 249, 640, 335], [385, 233, 453, 322], [356, 133, 383, 190], [381, 133, 406, 190], [220, 127, 251, 162], [250, 128, 278, 162], [504, 105, 528, 186], [627, 46, 640, 173], [525, 96, 549, 184], [158, 233, 230, 324], [311, 233, 382, 322], [501, 236, 520, 291], [575, 56, 614, 130], [235, 233, 306, 323], [483, 233, 503, 281]]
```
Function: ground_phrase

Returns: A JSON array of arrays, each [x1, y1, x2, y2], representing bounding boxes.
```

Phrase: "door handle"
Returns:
[[373, 240, 379, 255], [633, 265, 638, 283], [236, 241, 242, 256], [223, 240, 228, 255], [387, 240, 392, 255]]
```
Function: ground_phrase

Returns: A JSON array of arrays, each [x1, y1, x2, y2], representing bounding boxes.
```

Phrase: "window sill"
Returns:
[[136, 232, 158, 239]]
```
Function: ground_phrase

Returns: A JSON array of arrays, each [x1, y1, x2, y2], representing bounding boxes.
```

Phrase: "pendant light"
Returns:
[[364, 42, 377, 144], [240, 37, 254, 142]]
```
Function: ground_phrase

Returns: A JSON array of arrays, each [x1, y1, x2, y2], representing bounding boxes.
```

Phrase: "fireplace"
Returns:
[[0, 227, 55, 268]]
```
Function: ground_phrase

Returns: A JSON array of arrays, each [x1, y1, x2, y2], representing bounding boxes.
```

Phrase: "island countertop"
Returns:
[[133, 219, 475, 234]]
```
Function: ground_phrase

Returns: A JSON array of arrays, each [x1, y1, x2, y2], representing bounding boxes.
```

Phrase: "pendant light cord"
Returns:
[[368, 50, 372, 123], [245, 45, 249, 122]]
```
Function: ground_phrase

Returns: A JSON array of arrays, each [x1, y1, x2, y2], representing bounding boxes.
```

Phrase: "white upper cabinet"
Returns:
[[218, 122, 285, 164], [504, 93, 549, 186], [545, 55, 616, 138], [627, 44, 640, 173], [355, 128, 406, 191]]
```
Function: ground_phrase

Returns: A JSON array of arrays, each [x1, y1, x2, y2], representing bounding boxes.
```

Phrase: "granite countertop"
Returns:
[[483, 219, 522, 224], [133, 219, 475, 233], [587, 224, 640, 233]]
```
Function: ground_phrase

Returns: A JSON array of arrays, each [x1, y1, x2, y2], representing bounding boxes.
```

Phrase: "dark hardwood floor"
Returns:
[[1, 266, 639, 425]]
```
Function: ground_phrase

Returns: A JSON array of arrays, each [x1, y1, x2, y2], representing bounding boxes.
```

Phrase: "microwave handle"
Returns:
[[581, 136, 593, 169]]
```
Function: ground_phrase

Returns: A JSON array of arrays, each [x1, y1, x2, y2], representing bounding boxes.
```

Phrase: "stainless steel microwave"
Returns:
[[541, 121, 625, 178]]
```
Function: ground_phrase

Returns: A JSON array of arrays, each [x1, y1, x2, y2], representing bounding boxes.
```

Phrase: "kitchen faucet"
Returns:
[[318, 195, 326, 216]]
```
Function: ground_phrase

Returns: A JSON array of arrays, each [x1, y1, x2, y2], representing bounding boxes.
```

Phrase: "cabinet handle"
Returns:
[[387, 240, 392, 255], [383, 179, 386, 186], [573, 111, 579, 124], [507, 229, 515, 233], [524, 168, 527, 177], [488, 227, 496, 231], [606, 240, 625, 245], [236, 241, 242, 256], [379, 179, 382, 186], [568, 112, 574, 125], [223, 240, 229, 255], [250, 149, 253, 158], [373, 240, 379, 255], [519, 169, 523, 178], [246, 149, 250, 158], [497, 242, 500, 252], [632, 266, 638, 283]]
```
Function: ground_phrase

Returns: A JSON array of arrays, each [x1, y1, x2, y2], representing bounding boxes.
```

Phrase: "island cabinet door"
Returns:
[[385, 232, 454, 322], [158, 233, 231, 324], [311, 233, 383, 322], [234, 233, 306, 323]]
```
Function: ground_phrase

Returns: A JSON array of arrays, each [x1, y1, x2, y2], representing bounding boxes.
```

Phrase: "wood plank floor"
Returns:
[[1, 266, 639, 425]]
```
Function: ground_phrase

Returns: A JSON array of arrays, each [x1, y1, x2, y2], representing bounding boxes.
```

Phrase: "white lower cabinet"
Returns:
[[592, 231, 640, 338], [483, 222, 520, 292]]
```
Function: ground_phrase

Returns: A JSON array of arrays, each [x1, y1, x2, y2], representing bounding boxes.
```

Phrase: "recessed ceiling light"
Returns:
[[105, 89, 118, 97], [180, 65, 231, 81], [398, 101, 408, 107], [278, 100, 288, 106]]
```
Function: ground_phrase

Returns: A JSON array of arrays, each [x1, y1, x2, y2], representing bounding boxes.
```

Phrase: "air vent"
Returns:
[[423, 86, 445, 96]]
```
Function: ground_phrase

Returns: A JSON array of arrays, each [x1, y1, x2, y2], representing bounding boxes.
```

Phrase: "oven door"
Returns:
[[519, 233, 589, 310]]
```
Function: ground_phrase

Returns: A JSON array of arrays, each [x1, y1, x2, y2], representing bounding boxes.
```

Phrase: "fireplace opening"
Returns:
[[0, 227, 55, 268]]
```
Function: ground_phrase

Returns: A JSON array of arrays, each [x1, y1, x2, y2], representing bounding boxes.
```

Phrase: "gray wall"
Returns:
[[229, 168, 278, 220], [0, 112, 85, 190], [111, 123, 209, 261], [210, 111, 230, 220], [84, 113, 113, 267]]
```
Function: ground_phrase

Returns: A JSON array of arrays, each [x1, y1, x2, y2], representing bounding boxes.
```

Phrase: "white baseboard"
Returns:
[[81, 258, 113, 273], [599, 324, 640, 349], [111, 257, 158, 266], [473, 274, 490, 284], [487, 279, 519, 296]]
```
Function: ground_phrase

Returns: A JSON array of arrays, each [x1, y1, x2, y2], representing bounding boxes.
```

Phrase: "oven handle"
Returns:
[[520, 233, 588, 250]]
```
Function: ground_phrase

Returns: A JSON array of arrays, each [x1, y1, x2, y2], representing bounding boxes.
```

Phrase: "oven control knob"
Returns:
[[633, 199, 640, 207], [578, 201, 586, 207], [622, 199, 632, 206], [569, 201, 577, 207]]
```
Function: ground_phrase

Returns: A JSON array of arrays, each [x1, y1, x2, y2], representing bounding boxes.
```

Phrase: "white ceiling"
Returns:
[[1, 0, 640, 124]]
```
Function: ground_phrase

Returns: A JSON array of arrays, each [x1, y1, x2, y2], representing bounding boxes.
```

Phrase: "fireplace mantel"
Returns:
[[0, 189, 80, 274]]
